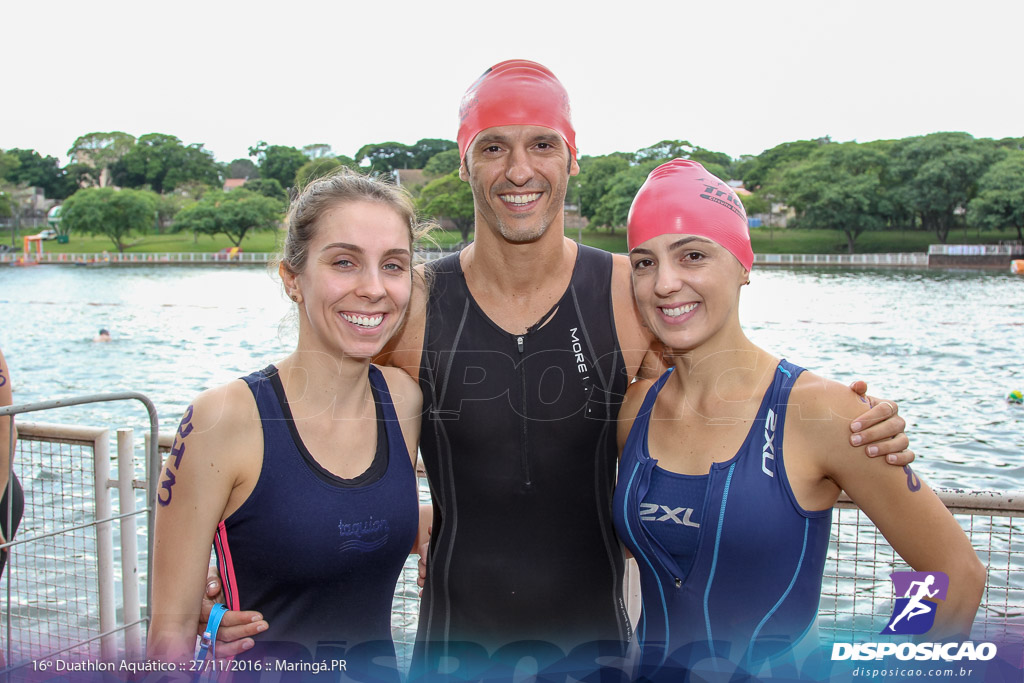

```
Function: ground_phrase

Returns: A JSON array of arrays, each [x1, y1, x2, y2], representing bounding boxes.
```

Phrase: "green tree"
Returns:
[[336, 155, 360, 171], [739, 138, 830, 191], [155, 193, 196, 230], [2, 149, 67, 197], [295, 158, 343, 187], [355, 142, 414, 173], [779, 143, 892, 253], [738, 191, 770, 217], [227, 158, 260, 179], [0, 149, 82, 200], [0, 151, 22, 181], [633, 140, 735, 178], [249, 142, 308, 189], [410, 139, 458, 168], [968, 151, 1024, 242], [424, 149, 461, 177], [66, 131, 136, 187], [890, 132, 996, 243], [302, 143, 333, 159], [418, 171, 475, 243], [111, 133, 221, 194], [60, 187, 157, 252], [573, 153, 632, 224], [242, 178, 288, 203], [687, 147, 735, 180], [173, 180, 216, 202], [173, 189, 284, 247], [62, 163, 98, 193], [590, 163, 657, 231], [634, 140, 694, 165]]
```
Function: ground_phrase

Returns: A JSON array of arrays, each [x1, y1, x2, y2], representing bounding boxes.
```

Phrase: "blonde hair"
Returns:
[[279, 168, 431, 276]]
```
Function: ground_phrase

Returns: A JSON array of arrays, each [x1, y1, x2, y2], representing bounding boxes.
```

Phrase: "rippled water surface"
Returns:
[[1, 264, 1022, 492]]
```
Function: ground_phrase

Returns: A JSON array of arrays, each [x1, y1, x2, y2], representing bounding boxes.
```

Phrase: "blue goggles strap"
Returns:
[[195, 603, 229, 665]]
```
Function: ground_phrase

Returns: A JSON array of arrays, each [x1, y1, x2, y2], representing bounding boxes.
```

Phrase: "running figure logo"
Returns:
[[882, 571, 949, 635]]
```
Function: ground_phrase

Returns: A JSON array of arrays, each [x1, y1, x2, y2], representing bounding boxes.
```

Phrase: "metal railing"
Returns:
[[1, 248, 460, 266], [821, 491, 1024, 642], [754, 252, 930, 266], [928, 244, 1024, 256], [0, 395, 158, 673], [11, 250, 997, 269], [0, 252, 273, 265], [8, 422, 1023, 668]]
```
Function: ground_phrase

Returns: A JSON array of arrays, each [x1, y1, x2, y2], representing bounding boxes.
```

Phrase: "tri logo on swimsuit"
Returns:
[[639, 503, 700, 527], [761, 408, 777, 478]]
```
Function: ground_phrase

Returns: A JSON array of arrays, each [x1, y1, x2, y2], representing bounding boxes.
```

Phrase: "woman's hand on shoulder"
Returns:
[[846, 381, 913, 464]]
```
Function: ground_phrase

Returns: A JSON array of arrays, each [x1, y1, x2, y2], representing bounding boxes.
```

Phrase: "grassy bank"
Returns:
[[4, 225, 1020, 256]]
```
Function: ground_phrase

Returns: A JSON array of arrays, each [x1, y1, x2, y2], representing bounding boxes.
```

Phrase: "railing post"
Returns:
[[117, 429, 142, 661], [93, 430, 116, 660]]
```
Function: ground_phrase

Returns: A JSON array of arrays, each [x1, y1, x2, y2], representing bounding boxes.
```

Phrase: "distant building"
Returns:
[[223, 178, 247, 191], [727, 179, 793, 228], [0, 186, 57, 229], [393, 169, 428, 192]]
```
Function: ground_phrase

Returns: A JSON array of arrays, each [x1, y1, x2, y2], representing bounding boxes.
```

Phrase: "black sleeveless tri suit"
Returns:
[[413, 245, 631, 675]]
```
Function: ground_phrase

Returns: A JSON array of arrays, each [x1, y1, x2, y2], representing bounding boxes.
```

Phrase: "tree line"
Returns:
[[2, 130, 1021, 253], [573, 133, 1024, 251]]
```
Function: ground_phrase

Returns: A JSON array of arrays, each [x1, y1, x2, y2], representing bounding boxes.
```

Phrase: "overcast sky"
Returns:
[[4, 0, 1021, 167]]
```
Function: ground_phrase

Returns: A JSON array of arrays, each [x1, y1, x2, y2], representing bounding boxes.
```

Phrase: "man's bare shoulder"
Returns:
[[617, 377, 656, 450], [610, 253, 656, 376], [376, 364, 422, 416]]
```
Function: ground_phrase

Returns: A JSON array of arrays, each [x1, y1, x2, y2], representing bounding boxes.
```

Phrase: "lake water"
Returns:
[[1, 262, 1022, 668], [1, 263, 1021, 492]]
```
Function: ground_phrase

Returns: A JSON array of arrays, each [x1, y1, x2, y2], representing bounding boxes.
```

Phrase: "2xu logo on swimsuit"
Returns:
[[831, 572, 997, 662]]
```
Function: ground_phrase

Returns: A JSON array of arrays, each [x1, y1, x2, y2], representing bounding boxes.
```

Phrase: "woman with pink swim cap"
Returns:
[[611, 160, 984, 680]]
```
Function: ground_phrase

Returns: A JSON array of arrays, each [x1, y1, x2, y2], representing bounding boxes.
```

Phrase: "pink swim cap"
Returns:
[[627, 159, 754, 270], [457, 60, 577, 162]]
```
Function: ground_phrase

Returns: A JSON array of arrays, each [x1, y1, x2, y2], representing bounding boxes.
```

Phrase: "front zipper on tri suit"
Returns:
[[517, 334, 531, 487]]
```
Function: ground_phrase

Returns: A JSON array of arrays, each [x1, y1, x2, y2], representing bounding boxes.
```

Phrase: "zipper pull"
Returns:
[[517, 336, 524, 353], [675, 578, 682, 588]]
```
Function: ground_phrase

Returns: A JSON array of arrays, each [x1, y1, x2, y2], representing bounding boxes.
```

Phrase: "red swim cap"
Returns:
[[457, 59, 577, 162], [627, 159, 753, 270]]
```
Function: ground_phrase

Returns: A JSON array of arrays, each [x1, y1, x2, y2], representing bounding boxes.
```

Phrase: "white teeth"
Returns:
[[661, 303, 698, 318], [501, 193, 540, 205], [341, 313, 383, 328]]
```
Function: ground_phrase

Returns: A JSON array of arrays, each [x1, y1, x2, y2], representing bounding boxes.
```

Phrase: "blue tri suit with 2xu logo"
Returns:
[[613, 360, 834, 682]]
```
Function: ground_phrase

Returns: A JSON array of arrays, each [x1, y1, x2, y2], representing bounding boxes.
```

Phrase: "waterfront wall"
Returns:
[[2, 248, 1021, 269]]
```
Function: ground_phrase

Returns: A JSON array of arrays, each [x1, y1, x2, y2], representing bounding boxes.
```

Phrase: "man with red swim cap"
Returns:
[[207, 60, 914, 677], [456, 59, 577, 163]]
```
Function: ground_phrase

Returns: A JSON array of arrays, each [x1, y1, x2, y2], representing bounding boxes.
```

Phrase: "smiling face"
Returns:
[[629, 233, 749, 353], [460, 124, 580, 244], [282, 200, 413, 360]]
